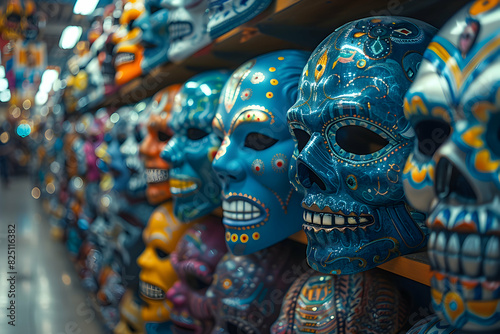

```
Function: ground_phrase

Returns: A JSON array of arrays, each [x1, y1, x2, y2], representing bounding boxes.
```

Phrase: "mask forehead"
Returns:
[[289, 17, 434, 134], [215, 53, 303, 137], [170, 77, 226, 133]]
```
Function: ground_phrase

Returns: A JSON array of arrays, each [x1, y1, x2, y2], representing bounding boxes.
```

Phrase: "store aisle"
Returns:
[[0, 177, 106, 334]]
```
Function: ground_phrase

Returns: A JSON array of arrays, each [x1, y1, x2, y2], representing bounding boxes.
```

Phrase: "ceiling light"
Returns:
[[59, 26, 83, 49], [74, 0, 100, 15]]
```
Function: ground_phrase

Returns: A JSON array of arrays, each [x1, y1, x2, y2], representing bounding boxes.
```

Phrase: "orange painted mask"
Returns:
[[139, 84, 181, 205], [136, 201, 195, 322], [114, 0, 145, 85], [2, 0, 23, 40]]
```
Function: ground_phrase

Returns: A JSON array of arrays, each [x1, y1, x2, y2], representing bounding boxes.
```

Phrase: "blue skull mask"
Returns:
[[207, 0, 272, 39], [287, 17, 436, 275], [133, 0, 170, 72], [403, 1, 500, 331], [161, 70, 230, 222], [212, 50, 309, 255]]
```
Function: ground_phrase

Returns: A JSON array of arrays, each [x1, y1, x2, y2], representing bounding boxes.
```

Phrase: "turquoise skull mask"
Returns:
[[287, 17, 436, 274], [212, 50, 309, 255], [161, 70, 230, 222]]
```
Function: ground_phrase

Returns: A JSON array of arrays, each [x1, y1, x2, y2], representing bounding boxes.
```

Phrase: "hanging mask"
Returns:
[[167, 217, 227, 333], [287, 17, 436, 275], [212, 50, 309, 255], [207, 240, 307, 334], [114, 0, 146, 85], [160, 70, 230, 222], [402, 1, 500, 331], [22, 0, 40, 41], [271, 269, 409, 334], [207, 0, 271, 39], [163, 0, 211, 62], [114, 289, 145, 334], [2, 0, 23, 40], [106, 109, 131, 193], [136, 201, 195, 322], [88, 9, 105, 46], [140, 84, 181, 205], [134, 0, 170, 71]]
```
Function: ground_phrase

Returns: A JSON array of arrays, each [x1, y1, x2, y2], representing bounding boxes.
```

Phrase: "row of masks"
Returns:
[[36, 0, 500, 333]]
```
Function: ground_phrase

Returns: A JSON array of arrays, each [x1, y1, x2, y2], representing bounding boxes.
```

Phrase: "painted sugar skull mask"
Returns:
[[212, 50, 309, 255], [163, 0, 211, 62], [167, 217, 227, 333], [271, 269, 409, 334], [140, 84, 181, 205], [136, 201, 194, 322], [114, 0, 146, 85], [287, 17, 436, 275], [206, 0, 271, 39], [161, 70, 229, 222], [133, 0, 170, 71], [403, 1, 500, 331], [207, 240, 306, 334]]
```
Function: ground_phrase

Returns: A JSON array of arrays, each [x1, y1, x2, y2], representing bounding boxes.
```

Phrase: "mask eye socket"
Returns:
[[187, 128, 208, 140], [185, 273, 210, 291], [292, 128, 311, 153], [155, 248, 169, 259], [336, 125, 388, 155], [244, 132, 278, 151], [413, 119, 451, 157], [157, 130, 171, 142]]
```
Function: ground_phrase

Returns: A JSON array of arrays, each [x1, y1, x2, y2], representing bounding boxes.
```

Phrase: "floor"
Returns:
[[0, 176, 106, 334]]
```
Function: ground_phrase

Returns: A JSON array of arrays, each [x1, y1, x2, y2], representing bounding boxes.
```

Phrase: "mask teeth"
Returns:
[[428, 230, 500, 283], [168, 22, 192, 41], [139, 280, 166, 300], [302, 210, 373, 229], [170, 178, 198, 195], [145, 168, 169, 184], [222, 200, 262, 221], [115, 52, 135, 66]]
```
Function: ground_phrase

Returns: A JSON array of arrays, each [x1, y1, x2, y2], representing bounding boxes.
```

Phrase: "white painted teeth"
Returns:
[[323, 214, 332, 226], [462, 234, 482, 277], [446, 233, 460, 273], [485, 236, 500, 259], [302, 210, 373, 228], [115, 53, 134, 66], [485, 236, 500, 279], [140, 281, 165, 300], [168, 22, 192, 41], [222, 200, 261, 221], [335, 216, 344, 225], [145, 169, 169, 184], [429, 231, 500, 280]]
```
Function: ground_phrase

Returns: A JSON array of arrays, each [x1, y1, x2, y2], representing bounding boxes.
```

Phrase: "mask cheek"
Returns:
[[403, 151, 436, 212]]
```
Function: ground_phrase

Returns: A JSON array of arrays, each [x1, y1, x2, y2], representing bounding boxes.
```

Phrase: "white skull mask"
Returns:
[[403, 1, 500, 331], [164, 0, 211, 62]]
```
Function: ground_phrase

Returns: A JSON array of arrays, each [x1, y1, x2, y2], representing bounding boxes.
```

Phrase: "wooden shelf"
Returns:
[[289, 230, 431, 286]]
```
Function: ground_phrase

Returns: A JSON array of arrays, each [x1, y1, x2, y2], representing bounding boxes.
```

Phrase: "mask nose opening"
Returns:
[[297, 161, 326, 191], [435, 157, 477, 203]]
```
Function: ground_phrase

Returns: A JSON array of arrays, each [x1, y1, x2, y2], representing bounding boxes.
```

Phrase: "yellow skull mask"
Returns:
[[136, 201, 195, 322], [114, 289, 145, 334]]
